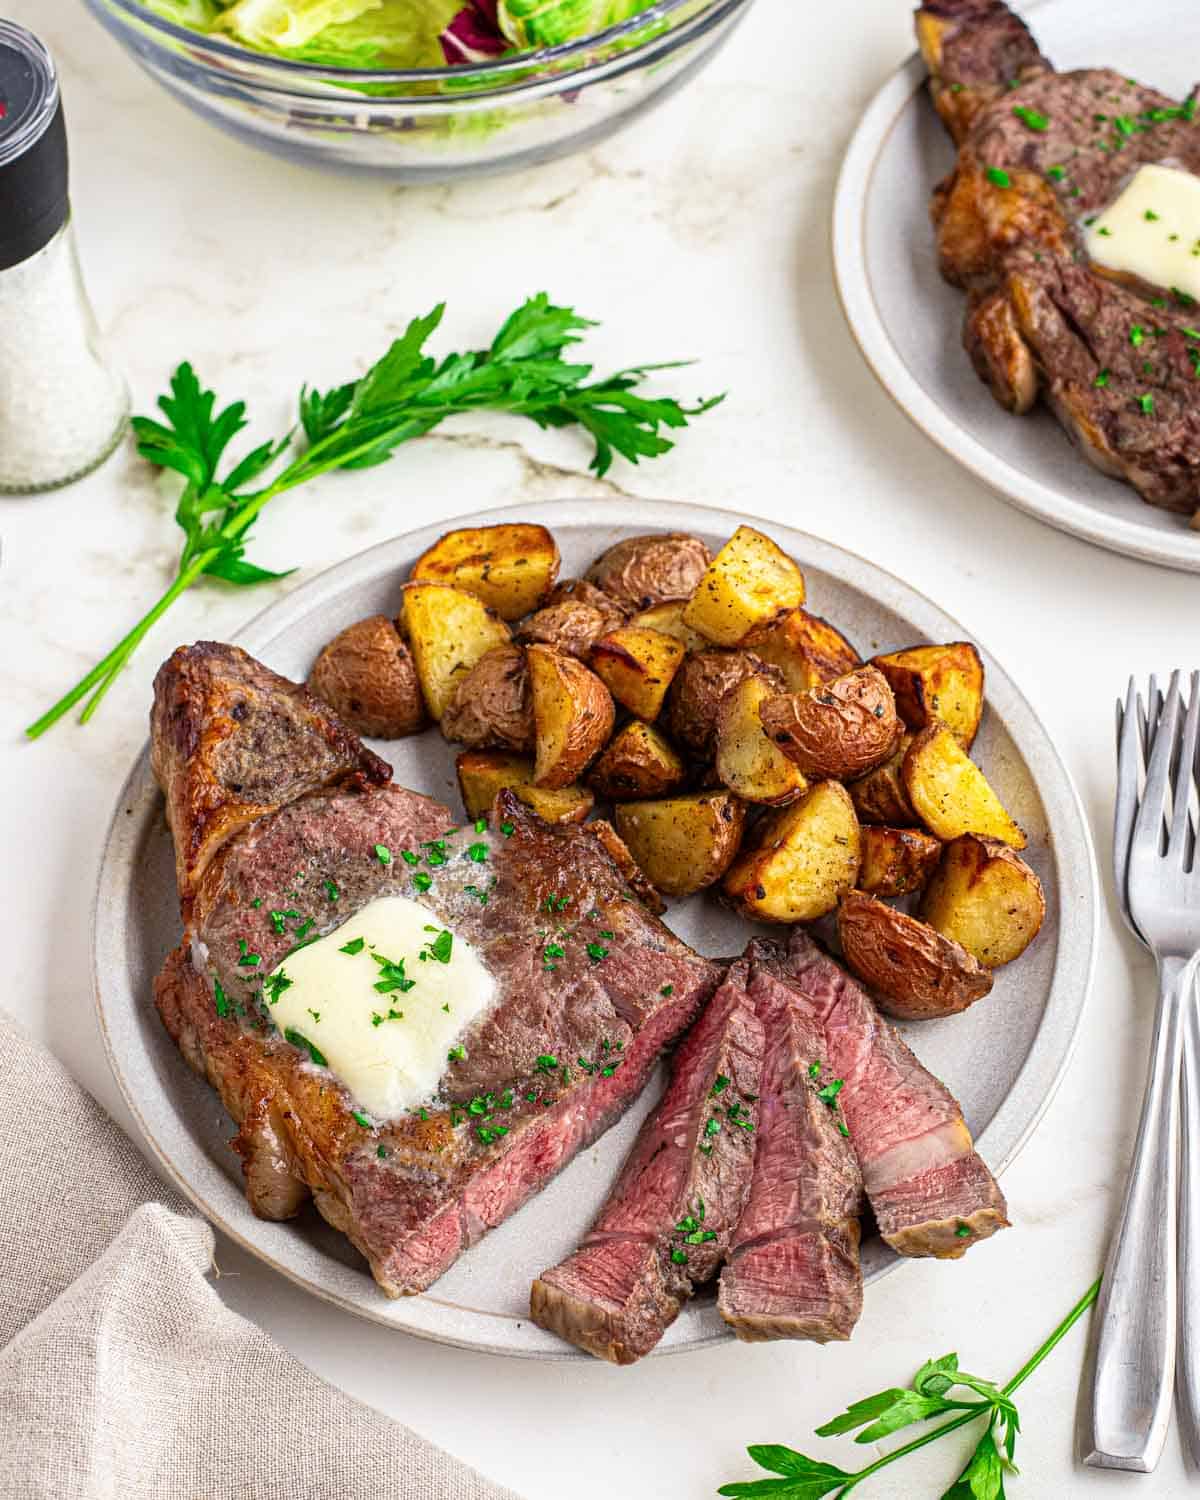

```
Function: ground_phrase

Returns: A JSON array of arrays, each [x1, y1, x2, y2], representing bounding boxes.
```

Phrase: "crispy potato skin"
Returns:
[[586, 818, 668, 915], [455, 751, 593, 824], [517, 601, 618, 660], [920, 834, 1045, 967], [410, 523, 559, 620], [588, 720, 687, 801], [837, 890, 993, 1020], [614, 791, 746, 898], [759, 667, 903, 781], [903, 724, 1026, 848], [681, 525, 806, 647], [590, 626, 687, 720], [586, 532, 712, 612], [745, 609, 862, 693], [663, 649, 787, 759], [440, 644, 533, 752], [723, 781, 861, 923], [629, 600, 712, 654], [715, 674, 808, 807], [858, 825, 942, 897], [848, 734, 917, 825], [872, 642, 985, 749], [307, 614, 427, 739], [403, 582, 512, 721], [546, 577, 629, 619], [527, 644, 615, 790]]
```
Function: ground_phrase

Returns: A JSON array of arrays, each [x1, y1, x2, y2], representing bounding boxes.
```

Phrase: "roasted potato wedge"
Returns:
[[588, 720, 687, 801], [745, 609, 862, 693], [307, 614, 427, 739], [903, 724, 1026, 848], [848, 734, 917, 825], [440, 644, 533, 752], [837, 890, 993, 1020], [404, 582, 512, 721], [517, 601, 616, 660], [723, 781, 860, 923], [857, 825, 942, 897], [663, 649, 786, 759], [455, 751, 593, 825], [587, 818, 668, 915], [759, 666, 903, 781], [527, 644, 615, 790], [715, 674, 808, 806], [920, 834, 1046, 967], [547, 577, 628, 621], [410, 523, 559, 621], [614, 791, 746, 898], [586, 532, 712, 612], [872, 641, 985, 748], [629, 600, 711, 654], [589, 626, 687, 720], [681, 525, 806, 646]]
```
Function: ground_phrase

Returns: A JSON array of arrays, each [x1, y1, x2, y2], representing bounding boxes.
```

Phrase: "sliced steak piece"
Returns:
[[718, 969, 863, 1343], [916, 0, 1200, 517], [530, 962, 763, 1364], [748, 934, 1008, 1258], [154, 649, 720, 1301], [152, 641, 390, 913]]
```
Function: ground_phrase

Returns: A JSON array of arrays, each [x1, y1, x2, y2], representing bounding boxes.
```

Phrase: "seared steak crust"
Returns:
[[530, 962, 762, 1363], [750, 933, 1008, 1258], [718, 967, 863, 1343], [918, 0, 1200, 516], [152, 642, 390, 912]]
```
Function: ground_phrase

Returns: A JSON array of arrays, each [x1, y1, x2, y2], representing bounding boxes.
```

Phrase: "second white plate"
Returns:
[[832, 0, 1200, 573]]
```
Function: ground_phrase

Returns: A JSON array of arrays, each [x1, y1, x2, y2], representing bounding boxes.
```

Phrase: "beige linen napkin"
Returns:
[[0, 1009, 521, 1500]]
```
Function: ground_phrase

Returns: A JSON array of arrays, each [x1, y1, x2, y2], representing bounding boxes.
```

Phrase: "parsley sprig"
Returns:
[[718, 1281, 1099, 1499], [26, 295, 721, 738]]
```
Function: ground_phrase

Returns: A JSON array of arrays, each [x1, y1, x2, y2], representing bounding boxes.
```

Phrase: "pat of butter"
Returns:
[[266, 895, 494, 1120], [1084, 163, 1200, 305]]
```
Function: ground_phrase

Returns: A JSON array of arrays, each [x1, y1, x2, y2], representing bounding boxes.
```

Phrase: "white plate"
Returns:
[[832, 0, 1200, 573], [92, 498, 1098, 1358]]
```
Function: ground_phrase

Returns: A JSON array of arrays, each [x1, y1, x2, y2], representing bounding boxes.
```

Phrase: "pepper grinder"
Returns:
[[0, 22, 128, 493]]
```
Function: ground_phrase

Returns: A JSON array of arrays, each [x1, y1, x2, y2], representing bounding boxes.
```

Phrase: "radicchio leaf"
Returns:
[[439, 0, 506, 64]]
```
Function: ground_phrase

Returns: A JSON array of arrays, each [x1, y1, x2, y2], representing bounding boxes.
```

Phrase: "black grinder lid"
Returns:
[[0, 23, 67, 274]]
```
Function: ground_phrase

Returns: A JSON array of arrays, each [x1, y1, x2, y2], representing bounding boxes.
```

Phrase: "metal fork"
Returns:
[[1085, 672, 1200, 1471]]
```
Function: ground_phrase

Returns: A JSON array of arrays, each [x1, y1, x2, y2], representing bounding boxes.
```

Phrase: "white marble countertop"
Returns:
[[4, 0, 1197, 1494]]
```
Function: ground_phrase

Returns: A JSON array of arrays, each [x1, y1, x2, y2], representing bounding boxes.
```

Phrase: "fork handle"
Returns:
[[1084, 953, 1188, 1472], [1175, 960, 1200, 1464]]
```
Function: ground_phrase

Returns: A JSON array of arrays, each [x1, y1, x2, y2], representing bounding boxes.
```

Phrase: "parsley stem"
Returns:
[[841, 1278, 1101, 1493]]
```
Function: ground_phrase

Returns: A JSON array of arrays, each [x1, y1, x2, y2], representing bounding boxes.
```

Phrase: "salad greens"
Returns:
[[26, 293, 721, 738], [717, 1280, 1100, 1499], [138, 0, 656, 67]]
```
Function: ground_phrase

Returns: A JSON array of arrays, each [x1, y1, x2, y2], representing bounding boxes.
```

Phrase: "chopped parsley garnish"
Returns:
[[1138, 393, 1155, 414], [670, 1248, 688, 1265], [401, 849, 420, 866], [264, 969, 293, 1005], [576, 1056, 594, 1073], [339, 936, 365, 955], [213, 979, 231, 1017], [236, 938, 262, 968], [727, 1101, 755, 1131], [268, 907, 297, 934], [447, 1044, 467, 1063], [323, 879, 340, 902], [837, 1119, 850, 1138], [417, 1107, 429, 1121], [1173, 286, 1197, 308], [1012, 104, 1048, 131], [352, 1110, 371, 1127], [372, 953, 416, 993], [1096, 226, 1112, 236], [542, 941, 565, 971], [956, 1224, 972, 1238], [1046, 164, 1066, 182], [544, 893, 571, 913], [985, 166, 1011, 188], [306, 1008, 321, 1023], [500, 821, 515, 837], [704, 1117, 721, 1139], [413, 871, 433, 893], [421, 928, 453, 964], [526, 1090, 538, 1102], [250, 897, 263, 909], [586, 942, 609, 963], [536, 1054, 558, 1073], [474, 818, 487, 833], [466, 842, 489, 864], [710, 1074, 731, 1098], [374, 844, 392, 866], [1130, 324, 1146, 347], [284, 1029, 327, 1067], [1144, 209, 1160, 222], [463, 883, 490, 906], [600, 1063, 620, 1078], [808, 1061, 822, 1079], [294, 917, 314, 940], [660, 984, 673, 996], [817, 1079, 845, 1106], [1114, 114, 1134, 137], [1094, 369, 1111, 388], [370, 1008, 405, 1026], [377, 1144, 388, 1158], [476, 1124, 509, 1146]]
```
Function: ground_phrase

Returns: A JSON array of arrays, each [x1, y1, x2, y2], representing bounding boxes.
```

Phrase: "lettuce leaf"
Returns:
[[215, 0, 385, 51], [496, 0, 649, 49]]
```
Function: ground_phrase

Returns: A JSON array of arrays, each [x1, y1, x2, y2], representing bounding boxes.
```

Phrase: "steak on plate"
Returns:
[[530, 960, 763, 1364], [749, 933, 1008, 1257], [917, 0, 1200, 517], [717, 954, 864, 1343], [153, 643, 719, 1296]]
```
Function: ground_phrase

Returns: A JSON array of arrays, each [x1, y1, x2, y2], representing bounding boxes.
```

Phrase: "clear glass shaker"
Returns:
[[0, 23, 128, 494]]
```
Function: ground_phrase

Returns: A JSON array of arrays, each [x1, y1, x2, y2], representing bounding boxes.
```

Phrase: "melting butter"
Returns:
[[266, 894, 494, 1120], [1084, 163, 1200, 305]]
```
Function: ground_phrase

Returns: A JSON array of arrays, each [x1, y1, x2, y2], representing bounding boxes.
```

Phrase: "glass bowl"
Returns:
[[81, 0, 755, 180]]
